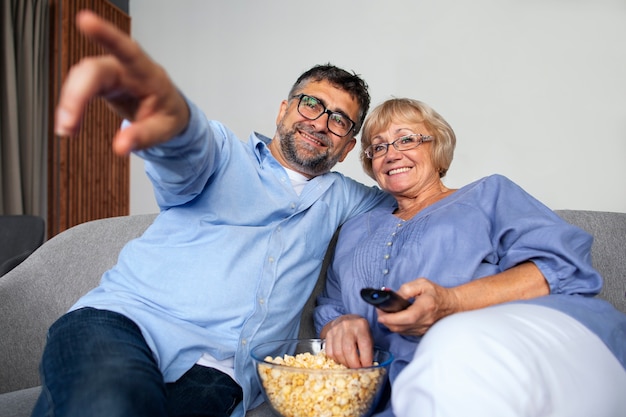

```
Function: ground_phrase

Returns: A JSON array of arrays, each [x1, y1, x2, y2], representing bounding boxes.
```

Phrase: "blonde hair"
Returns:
[[360, 98, 456, 178]]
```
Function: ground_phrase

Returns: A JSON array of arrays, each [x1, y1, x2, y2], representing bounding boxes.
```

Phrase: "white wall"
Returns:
[[128, 0, 626, 214]]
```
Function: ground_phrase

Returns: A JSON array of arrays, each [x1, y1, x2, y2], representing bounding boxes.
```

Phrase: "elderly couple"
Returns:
[[35, 10, 625, 417]]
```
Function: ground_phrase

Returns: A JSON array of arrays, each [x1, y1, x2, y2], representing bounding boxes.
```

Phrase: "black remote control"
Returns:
[[360, 287, 411, 313]]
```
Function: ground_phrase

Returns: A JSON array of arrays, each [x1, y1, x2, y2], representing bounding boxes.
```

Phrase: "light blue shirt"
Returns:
[[71, 99, 392, 414], [315, 174, 626, 415]]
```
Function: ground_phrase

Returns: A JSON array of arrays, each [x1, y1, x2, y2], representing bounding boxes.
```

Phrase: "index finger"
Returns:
[[75, 10, 139, 64]]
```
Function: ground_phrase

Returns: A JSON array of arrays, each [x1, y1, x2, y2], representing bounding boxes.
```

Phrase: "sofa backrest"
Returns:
[[555, 210, 626, 313], [0, 210, 624, 394], [0, 214, 157, 393]]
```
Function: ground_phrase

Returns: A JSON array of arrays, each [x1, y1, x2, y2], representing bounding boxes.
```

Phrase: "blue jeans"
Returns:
[[32, 308, 242, 417]]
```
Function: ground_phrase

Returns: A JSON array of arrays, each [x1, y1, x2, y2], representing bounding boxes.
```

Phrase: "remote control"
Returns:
[[360, 287, 411, 313]]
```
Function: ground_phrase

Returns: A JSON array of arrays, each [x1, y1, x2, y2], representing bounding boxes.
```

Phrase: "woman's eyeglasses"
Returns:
[[364, 133, 433, 159]]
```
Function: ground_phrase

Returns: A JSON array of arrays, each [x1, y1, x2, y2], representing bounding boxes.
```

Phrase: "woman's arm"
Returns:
[[378, 261, 549, 336]]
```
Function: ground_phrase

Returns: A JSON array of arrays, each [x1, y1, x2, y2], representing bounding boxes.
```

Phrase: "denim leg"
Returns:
[[165, 365, 243, 417], [32, 307, 167, 417]]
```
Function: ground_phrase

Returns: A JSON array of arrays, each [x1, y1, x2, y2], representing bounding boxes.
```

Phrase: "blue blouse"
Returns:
[[315, 174, 626, 394]]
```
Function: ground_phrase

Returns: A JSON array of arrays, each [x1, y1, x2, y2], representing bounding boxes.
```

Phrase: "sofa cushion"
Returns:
[[0, 387, 41, 417]]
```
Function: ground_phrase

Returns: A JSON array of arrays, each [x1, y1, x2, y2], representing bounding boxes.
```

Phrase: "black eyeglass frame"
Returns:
[[364, 133, 433, 159], [291, 94, 356, 137]]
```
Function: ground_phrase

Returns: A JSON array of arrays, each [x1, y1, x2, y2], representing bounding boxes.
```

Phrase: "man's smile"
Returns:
[[298, 128, 330, 149]]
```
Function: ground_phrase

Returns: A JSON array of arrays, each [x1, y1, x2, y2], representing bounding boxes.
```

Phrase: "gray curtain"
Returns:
[[0, 0, 49, 216]]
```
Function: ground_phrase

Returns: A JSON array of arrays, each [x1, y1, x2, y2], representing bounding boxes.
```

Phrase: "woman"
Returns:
[[314, 98, 626, 417]]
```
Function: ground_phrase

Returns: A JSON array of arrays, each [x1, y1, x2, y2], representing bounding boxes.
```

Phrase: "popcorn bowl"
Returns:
[[251, 339, 392, 417]]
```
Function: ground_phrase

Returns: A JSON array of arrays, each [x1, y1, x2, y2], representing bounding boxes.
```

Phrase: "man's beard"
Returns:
[[276, 122, 345, 177]]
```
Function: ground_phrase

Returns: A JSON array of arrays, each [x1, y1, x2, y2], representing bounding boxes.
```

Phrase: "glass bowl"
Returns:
[[251, 338, 392, 417]]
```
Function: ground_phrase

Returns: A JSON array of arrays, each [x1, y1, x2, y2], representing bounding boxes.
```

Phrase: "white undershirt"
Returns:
[[196, 353, 236, 380], [285, 167, 309, 196]]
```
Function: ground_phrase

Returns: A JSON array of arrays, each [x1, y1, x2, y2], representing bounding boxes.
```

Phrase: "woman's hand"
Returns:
[[320, 314, 374, 368], [55, 10, 190, 156], [376, 278, 460, 336]]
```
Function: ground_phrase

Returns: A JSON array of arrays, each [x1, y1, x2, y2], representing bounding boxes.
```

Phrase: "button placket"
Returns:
[[381, 221, 404, 278]]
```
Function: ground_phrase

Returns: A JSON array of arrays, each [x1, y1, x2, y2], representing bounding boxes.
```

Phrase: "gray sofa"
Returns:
[[1, 210, 624, 417]]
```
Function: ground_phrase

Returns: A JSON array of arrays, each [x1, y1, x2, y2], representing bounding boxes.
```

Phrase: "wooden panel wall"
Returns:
[[48, 0, 130, 237]]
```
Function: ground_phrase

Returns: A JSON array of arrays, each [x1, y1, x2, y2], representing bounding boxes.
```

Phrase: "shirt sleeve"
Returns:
[[133, 97, 229, 210], [484, 175, 602, 296]]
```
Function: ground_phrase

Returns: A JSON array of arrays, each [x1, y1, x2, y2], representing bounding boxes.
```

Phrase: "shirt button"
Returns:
[[382, 269, 389, 275], [259, 298, 265, 305], [242, 339, 247, 346], [386, 241, 393, 246], [268, 257, 275, 263], [290, 203, 296, 209], [384, 254, 390, 259]]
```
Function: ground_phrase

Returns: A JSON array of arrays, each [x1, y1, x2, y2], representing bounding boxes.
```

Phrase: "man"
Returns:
[[33, 10, 391, 417]]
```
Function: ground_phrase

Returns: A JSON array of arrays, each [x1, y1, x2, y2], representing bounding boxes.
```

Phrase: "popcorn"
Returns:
[[257, 351, 385, 417]]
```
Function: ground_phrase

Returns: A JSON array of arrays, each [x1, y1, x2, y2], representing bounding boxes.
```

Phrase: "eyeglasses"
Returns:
[[364, 133, 433, 159], [292, 94, 356, 137]]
